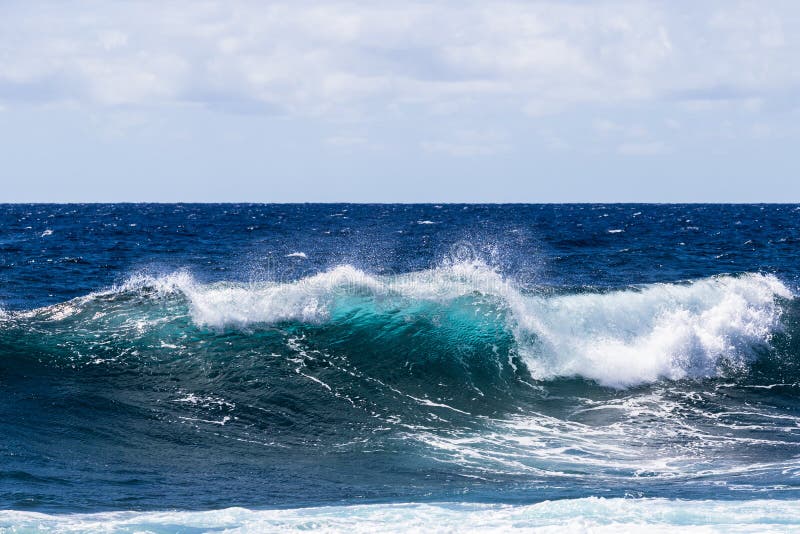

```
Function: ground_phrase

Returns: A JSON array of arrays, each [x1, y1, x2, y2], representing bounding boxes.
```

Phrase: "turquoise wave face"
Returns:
[[0, 267, 526, 423], [2, 265, 800, 511]]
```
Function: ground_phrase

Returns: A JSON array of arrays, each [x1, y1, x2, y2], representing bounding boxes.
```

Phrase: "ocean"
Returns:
[[1, 204, 800, 532]]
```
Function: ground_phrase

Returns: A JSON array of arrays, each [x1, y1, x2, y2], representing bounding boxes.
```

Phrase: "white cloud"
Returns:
[[422, 129, 511, 157], [324, 132, 391, 153], [98, 30, 128, 52], [593, 119, 647, 138], [0, 0, 798, 118], [538, 130, 570, 151], [325, 135, 370, 147], [617, 141, 669, 156]]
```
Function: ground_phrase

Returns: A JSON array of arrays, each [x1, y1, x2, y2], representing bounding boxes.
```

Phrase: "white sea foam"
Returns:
[[512, 273, 791, 387], [2, 498, 798, 533], [181, 266, 385, 326], [286, 252, 308, 259]]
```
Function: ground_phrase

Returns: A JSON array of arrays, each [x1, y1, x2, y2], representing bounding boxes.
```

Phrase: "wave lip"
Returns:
[[177, 262, 512, 328], [2, 498, 799, 532]]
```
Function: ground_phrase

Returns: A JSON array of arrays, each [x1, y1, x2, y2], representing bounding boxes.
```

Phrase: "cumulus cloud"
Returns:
[[0, 0, 798, 118]]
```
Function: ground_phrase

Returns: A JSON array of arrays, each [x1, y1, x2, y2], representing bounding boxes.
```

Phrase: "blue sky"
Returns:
[[1, 0, 799, 202]]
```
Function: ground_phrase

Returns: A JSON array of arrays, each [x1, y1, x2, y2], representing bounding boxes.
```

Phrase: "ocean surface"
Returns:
[[2, 204, 800, 532]]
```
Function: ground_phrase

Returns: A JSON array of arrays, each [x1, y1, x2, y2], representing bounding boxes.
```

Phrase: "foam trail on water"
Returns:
[[2, 499, 799, 533]]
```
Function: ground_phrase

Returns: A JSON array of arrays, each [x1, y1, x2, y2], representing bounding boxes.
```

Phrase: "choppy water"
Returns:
[[2, 204, 800, 531]]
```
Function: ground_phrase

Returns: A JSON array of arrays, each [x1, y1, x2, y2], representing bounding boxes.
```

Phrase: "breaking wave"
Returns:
[[1, 262, 792, 389]]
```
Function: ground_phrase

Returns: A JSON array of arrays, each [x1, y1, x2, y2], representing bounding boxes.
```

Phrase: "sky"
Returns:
[[1, 0, 799, 202]]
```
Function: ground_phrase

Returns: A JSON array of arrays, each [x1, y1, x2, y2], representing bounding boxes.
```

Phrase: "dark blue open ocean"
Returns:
[[2, 204, 800, 531]]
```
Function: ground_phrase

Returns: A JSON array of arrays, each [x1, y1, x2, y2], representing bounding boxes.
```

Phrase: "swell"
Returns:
[[0, 263, 793, 390], [2, 265, 800, 509]]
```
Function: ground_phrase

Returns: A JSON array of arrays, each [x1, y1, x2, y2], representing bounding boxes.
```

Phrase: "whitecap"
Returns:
[[512, 273, 792, 388]]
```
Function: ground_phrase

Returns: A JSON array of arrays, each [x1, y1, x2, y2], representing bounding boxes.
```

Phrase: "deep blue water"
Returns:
[[2, 204, 800, 514]]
